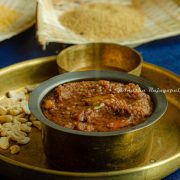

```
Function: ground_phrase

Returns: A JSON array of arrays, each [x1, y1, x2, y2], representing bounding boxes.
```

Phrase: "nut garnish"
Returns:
[[10, 145, 20, 154], [0, 87, 41, 154]]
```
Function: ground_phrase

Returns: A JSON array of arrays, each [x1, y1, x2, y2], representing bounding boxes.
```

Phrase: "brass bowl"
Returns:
[[29, 70, 167, 172], [56, 43, 143, 76]]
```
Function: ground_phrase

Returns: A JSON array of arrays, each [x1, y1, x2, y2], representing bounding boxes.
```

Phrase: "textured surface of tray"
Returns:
[[0, 57, 179, 179]]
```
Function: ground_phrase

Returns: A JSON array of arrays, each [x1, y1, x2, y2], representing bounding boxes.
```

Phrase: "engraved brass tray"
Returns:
[[0, 56, 179, 179]]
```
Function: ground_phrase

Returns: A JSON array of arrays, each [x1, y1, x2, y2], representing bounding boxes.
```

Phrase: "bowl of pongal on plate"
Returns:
[[29, 70, 167, 172]]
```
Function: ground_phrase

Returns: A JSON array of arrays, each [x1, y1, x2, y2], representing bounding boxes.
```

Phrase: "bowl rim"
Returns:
[[29, 70, 167, 136], [56, 43, 143, 74]]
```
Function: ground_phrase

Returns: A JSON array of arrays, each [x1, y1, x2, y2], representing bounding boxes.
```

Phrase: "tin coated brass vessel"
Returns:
[[29, 70, 167, 172]]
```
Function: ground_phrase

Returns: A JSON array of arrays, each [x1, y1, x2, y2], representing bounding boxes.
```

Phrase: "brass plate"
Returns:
[[0, 56, 179, 180]]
